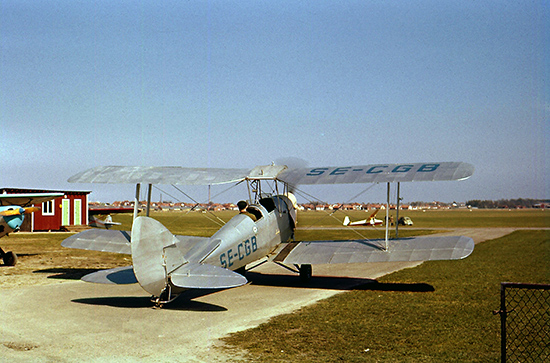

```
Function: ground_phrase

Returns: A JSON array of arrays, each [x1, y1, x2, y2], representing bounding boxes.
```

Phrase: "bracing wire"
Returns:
[[343, 183, 377, 204], [152, 181, 246, 228], [288, 183, 381, 242]]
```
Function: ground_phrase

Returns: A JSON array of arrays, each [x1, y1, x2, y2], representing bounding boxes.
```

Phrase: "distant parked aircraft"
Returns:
[[343, 209, 383, 226], [0, 192, 63, 265], [88, 206, 134, 229]]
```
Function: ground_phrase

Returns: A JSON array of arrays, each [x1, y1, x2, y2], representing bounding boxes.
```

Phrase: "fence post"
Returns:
[[500, 283, 507, 363]]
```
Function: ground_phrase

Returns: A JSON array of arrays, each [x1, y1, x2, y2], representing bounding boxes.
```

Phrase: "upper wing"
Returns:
[[274, 236, 474, 264], [0, 192, 64, 207], [67, 162, 473, 186], [278, 162, 474, 185], [68, 166, 250, 185]]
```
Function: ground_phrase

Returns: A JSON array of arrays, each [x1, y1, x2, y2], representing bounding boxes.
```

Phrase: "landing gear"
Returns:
[[299, 264, 312, 282], [275, 262, 313, 283], [151, 284, 178, 308], [0, 248, 17, 266]]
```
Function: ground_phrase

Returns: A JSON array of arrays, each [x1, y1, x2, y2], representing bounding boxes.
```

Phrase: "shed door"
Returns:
[[74, 199, 82, 225], [62, 199, 70, 226]]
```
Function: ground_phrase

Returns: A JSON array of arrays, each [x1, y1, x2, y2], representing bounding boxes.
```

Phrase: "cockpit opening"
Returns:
[[259, 197, 276, 213], [246, 206, 263, 221]]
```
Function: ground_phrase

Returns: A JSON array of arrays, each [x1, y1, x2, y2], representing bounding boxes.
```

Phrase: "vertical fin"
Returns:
[[131, 216, 181, 297]]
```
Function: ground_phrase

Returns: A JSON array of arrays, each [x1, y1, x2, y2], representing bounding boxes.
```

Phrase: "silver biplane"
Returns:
[[62, 162, 475, 307]]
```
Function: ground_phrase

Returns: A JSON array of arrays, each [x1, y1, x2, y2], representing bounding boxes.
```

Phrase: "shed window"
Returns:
[[42, 200, 54, 215]]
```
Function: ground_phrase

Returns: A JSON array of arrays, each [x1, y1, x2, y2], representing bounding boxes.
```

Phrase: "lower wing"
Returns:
[[275, 236, 474, 264], [62, 229, 132, 254], [61, 228, 210, 255]]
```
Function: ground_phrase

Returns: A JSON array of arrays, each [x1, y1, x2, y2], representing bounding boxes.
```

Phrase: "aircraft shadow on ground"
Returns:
[[34, 267, 100, 280], [33, 268, 433, 310], [34, 268, 228, 311], [35, 268, 435, 293], [245, 272, 434, 293], [72, 289, 227, 312]]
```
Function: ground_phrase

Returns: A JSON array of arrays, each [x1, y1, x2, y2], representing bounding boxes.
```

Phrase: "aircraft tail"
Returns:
[[131, 216, 184, 298], [343, 216, 351, 226], [130, 216, 247, 304]]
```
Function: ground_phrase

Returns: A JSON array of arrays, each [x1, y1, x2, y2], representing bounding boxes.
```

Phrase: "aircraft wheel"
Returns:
[[299, 264, 312, 282], [3, 251, 17, 266]]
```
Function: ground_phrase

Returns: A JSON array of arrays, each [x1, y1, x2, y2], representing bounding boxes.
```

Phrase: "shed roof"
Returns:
[[1, 187, 91, 195]]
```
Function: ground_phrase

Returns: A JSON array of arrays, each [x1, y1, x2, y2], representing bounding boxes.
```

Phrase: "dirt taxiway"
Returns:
[[0, 228, 513, 362]]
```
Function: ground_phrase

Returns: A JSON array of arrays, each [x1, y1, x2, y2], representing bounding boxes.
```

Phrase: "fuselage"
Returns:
[[203, 195, 296, 271]]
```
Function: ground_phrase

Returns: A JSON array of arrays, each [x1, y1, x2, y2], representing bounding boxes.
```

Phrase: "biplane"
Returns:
[[62, 162, 475, 307], [0, 192, 64, 265]]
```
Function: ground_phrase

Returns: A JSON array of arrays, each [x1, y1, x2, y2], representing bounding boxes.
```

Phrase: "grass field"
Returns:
[[108, 207, 549, 233], [222, 229, 549, 362], [295, 208, 549, 228]]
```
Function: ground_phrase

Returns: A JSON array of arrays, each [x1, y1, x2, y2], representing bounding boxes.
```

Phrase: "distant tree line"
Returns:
[[466, 198, 547, 209]]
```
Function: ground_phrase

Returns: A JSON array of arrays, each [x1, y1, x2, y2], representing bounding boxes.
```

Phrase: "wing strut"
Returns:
[[396, 182, 401, 238], [146, 183, 152, 216], [133, 183, 153, 220], [133, 183, 140, 220], [384, 182, 402, 246], [385, 182, 390, 250]]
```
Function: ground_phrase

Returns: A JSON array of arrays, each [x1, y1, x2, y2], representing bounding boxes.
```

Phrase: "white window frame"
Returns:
[[42, 200, 55, 216]]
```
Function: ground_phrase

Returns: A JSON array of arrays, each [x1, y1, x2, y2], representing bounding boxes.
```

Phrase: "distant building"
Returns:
[[0, 188, 90, 232]]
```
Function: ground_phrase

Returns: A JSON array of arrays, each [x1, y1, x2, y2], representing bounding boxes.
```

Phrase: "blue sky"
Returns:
[[1, 1, 548, 204]]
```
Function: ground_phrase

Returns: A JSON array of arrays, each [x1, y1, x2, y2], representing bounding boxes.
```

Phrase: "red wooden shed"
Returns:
[[0, 188, 91, 232]]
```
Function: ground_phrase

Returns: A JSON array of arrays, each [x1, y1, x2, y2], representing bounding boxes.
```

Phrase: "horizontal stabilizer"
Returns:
[[170, 263, 248, 289], [278, 236, 474, 264], [82, 266, 137, 284], [62, 229, 131, 254]]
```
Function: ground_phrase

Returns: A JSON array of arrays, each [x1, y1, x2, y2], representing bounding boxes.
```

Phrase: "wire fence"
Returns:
[[494, 283, 550, 362]]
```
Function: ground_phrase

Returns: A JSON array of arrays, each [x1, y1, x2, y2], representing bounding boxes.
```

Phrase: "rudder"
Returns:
[[131, 216, 183, 297]]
